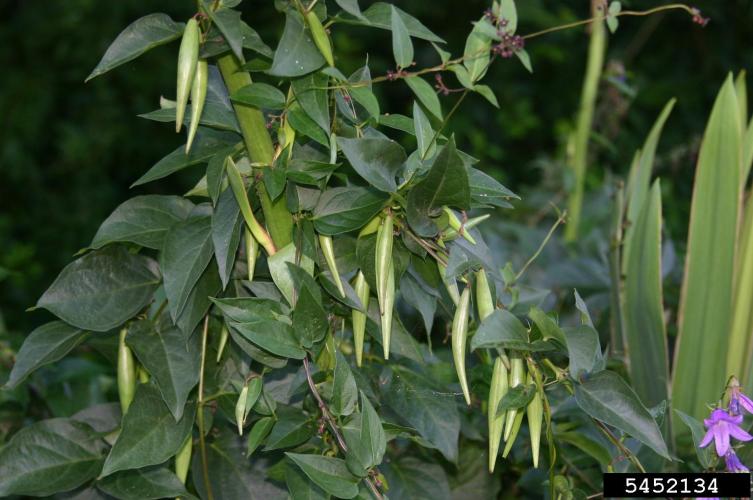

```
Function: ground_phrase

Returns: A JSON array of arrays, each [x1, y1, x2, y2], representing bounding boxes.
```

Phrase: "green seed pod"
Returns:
[[137, 366, 150, 383], [236, 377, 263, 436], [245, 228, 258, 281], [117, 328, 136, 414], [359, 215, 382, 237], [504, 354, 526, 441], [381, 263, 395, 359], [305, 10, 334, 67], [488, 356, 508, 472], [174, 435, 192, 484], [236, 383, 249, 436], [319, 234, 345, 297], [452, 286, 472, 405], [226, 157, 277, 255], [502, 408, 524, 458], [475, 268, 495, 321], [443, 214, 490, 241], [186, 59, 208, 153], [352, 270, 369, 367], [438, 261, 460, 306], [216, 324, 229, 363], [442, 206, 476, 244], [176, 18, 200, 133], [526, 373, 543, 467], [375, 215, 394, 359]]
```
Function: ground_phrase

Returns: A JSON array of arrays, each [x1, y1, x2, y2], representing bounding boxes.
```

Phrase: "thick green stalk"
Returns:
[[217, 53, 293, 248], [564, 1, 606, 242]]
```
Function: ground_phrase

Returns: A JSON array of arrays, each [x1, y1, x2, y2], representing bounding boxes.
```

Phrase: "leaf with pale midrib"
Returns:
[[96, 466, 189, 500]]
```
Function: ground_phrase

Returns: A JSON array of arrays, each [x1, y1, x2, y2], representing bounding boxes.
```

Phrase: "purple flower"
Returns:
[[725, 450, 749, 473], [728, 377, 753, 415], [699, 409, 753, 457]]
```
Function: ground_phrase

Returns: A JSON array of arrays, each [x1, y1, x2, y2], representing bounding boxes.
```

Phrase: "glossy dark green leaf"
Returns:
[[285, 464, 329, 500], [413, 101, 435, 159], [72, 403, 122, 434], [554, 431, 612, 465], [247, 416, 275, 456], [343, 391, 386, 474], [267, 242, 316, 305], [331, 351, 358, 417], [0, 418, 106, 497], [495, 384, 536, 415], [5, 321, 88, 389], [407, 137, 470, 236], [290, 265, 329, 348], [343, 3, 445, 43], [312, 187, 387, 235], [406, 76, 442, 119], [37, 246, 160, 332], [86, 14, 184, 81], [231, 82, 287, 110], [161, 215, 214, 321], [229, 328, 288, 369], [470, 309, 527, 351], [207, 6, 245, 60], [264, 406, 316, 450], [335, 0, 367, 20], [338, 136, 406, 192], [132, 130, 239, 186], [292, 72, 331, 133], [269, 10, 325, 77], [126, 320, 200, 420], [384, 368, 459, 462], [675, 409, 713, 468], [286, 453, 360, 499], [202, 21, 274, 59], [382, 457, 451, 500], [468, 167, 518, 209], [528, 307, 566, 345], [212, 188, 243, 288], [139, 101, 241, 133], [288, 102, 330, 146], [564, 325, 603, 380], [213, 297, 306, 359], [96, 466, 188, 500], [390, 6, 413, 68], [101, 383, 196, 476], [175, 261, 222, 335], [575, 370, 670, 459]]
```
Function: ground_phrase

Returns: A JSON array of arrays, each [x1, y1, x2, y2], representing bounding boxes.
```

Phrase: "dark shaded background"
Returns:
[[1, 0, 751, 338]]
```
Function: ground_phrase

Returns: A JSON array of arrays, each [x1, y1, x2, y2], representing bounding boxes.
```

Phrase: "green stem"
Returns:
[[216, 53, 293, 248], [608, 181, 626, 357], [564, 0, 607, 242]]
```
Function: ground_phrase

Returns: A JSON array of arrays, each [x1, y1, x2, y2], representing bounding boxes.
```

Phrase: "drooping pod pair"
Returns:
[[176, 18, 208, 153]]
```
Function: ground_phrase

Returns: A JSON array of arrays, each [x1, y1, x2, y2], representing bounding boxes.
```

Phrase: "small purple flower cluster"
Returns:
[[690, 7, 710, 27], [492, 33, 525, 59], [699, 378, 753, 472]]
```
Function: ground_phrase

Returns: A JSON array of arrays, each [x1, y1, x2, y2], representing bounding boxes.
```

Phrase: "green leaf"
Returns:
[[470, 309, 527, 351], [343, 3, 445, 43], [161, 215, 214, 321], [528, 307, 566, 345], [269, 10, 326, 77], [101, 383, 196, 476], [575, 370, 670, 459], [331, 351, 358, 417], [554, 431, 612, 465], [338, 136, 406, 193], [382, 457, 451, 500], [623, 181, 669, 409], [175, 262, 222, 336], [343, 392, 387, 474], [292, 72, 331, 133], [406, 137, 471, 236], [286, 453, 360, 499], [335, 0, 367, 21], [90, 195, 194, 250], [212, 187, 243, 288], [413, 102, 436, 159], [288, 101, 330, 146], [473, 84, 499, 108], [384, 368, 459, 462], [674, 409, 713, 468], [247, 416, 275, 456], [515, 49, 533, 73], [290, 264, 328, 348], [495, 384, 536, 415], [264, 405, 316, 450], [672, 76, 742, 421], [285, 464, 329, 500], [96, 466, 189, 500], [139, 100, 241, 134], [313, 187, 387, 235], [498, 0, 518, 33], [86, 14, 184, 81], [5, 321, 88, 389], [463, 20, 492, 83], [126, 320, 200, 420], [37, 246, 160, 332], [390, 5, 414, 68], [0, 418, 106, 497], [267, 242, 315, 305], [231, 82, 287, 110], [468, 167, 518, 209], [132, 130, 239, 186], [564, 325, 603, 379], [213, 297, 306, 359], [207, 6, 245, 61], [405, 76, 442, 119]]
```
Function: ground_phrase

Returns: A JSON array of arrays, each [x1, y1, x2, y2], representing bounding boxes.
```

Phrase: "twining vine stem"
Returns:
[[302, 356, 384, 500]]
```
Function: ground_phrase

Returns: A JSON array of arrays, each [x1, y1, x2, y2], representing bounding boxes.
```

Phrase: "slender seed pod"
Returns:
[[475, 268, 495, 321], [185, 59, 208, 153], [488, 356, 508, 472], [174, 435, 192, 484], [352, 271, 369, 367], [305, 10, 334, 67], [235, 383, 249, 436], [375, 214, 394, 311], [438, 262, 460, 306], [226, 157, 276, 255], [175, 18, 200, 133], [117, 328, 136, 414], [504, 354, 526, 441], [319, 234, 345, 297], [216, 324, 229, 363], [452, 286, 472, 405], [245, 228, 258, 281], [137, 366, 150, 383], [442, 206, 476, 244], [444, 214, 490, 241], [381, 263, 395, 359], [526, 373, 543, 467], [359, 215, 382, 237], [502, 409, 524, 458]]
